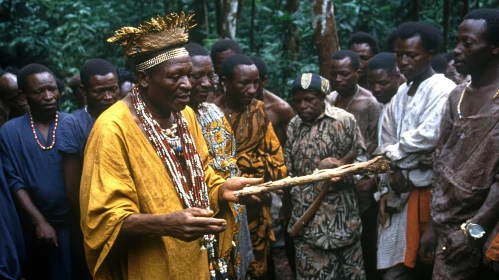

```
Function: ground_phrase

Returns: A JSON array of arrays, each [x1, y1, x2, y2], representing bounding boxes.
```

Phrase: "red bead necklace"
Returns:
[[29, 112, 59, 150]]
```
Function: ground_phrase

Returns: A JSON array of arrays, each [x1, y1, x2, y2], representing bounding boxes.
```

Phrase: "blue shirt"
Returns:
[[58, 108, 95, 156], [0, 156, 24, 280], [0, 113, 70, 224]]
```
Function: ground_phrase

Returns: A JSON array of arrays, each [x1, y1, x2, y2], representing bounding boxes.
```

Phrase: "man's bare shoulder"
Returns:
[[263, 89, 293, 111], [448, 83, 466, 108]]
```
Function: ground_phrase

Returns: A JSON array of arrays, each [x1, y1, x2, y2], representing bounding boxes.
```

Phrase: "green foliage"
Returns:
[[0, 0, 497, 110]]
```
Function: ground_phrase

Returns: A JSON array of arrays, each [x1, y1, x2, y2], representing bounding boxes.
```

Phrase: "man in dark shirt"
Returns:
[[0, 63, 71, 279]]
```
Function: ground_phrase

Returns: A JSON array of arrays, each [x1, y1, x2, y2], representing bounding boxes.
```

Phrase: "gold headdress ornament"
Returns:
[[107, 12, 196, 71]]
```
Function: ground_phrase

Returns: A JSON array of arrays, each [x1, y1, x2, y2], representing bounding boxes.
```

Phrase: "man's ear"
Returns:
[[428, 49, 435, 61], [261, 75, 268, 88], [136, 70, 149, 88], [79, 84, 86, 98]]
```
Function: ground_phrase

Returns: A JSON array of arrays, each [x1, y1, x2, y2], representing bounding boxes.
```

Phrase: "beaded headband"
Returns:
[[135, 47, 189, 71], [107, 12, 196, 59]]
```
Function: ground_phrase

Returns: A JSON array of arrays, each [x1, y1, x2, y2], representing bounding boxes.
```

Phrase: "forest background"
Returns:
[[0, 0, 497, 112]]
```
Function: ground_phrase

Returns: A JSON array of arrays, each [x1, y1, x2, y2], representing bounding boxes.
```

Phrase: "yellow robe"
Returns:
[[80, 101, 228, 280]]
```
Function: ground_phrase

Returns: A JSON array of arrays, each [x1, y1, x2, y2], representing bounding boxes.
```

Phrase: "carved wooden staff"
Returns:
[[233, 156, 390, 197]]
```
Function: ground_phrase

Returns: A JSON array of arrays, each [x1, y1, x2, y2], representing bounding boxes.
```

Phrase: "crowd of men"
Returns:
[[0, 7, 498, 280]]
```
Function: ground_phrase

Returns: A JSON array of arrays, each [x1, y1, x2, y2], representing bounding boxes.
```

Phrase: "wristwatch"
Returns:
[[460, 219, 486, 240]]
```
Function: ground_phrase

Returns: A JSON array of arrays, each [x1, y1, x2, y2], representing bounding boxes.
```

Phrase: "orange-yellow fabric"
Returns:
[[80, 101, 227, 280], [486, 234, 499, 262], [404, 187, 431, 268], [224, 99, 287, 277]]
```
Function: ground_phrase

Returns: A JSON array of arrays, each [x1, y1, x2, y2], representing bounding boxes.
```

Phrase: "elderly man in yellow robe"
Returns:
[[79, 13, 262, 280]]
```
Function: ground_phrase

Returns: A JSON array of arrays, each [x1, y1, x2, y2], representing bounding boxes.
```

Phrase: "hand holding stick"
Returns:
[[233, 156, 390, 198]]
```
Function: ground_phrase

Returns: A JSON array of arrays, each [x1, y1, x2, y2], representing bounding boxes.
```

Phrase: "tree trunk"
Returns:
[[190, 0, 208, 44], [286, 0, 300, 60], [462, 0, 469, 17], [310, 0, 340, 78], [443, 0, 451, 51], [164, 0, 172, 14], [237, 0, 245, 20], [250, 0, 255, 52], [220, 0, 239, 39], [215, 0, 223, 37], [410, 0, 420, 21]]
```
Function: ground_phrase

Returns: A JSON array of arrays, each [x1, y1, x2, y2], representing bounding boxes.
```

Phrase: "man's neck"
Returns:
[[87, 106, 101, 119], [225, 94, 246, 112], [409, 67, 434, 86], [31, 112, 56, 126], [470, 60, 499, 89], [338, 85, 359, 99]]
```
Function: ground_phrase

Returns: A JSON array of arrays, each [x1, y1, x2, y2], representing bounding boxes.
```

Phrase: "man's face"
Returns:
[[0, 73, 29, 114], [84, 72, 120, 115], [453, 19, 495, 76], [293, 90, 324, 123], [368, 68, 400, 104], [119, 81, 133, 99], [145, 56, 192, 113], [188, 56, 215, 108], [214, 49, 236, 76], [330, 57, 359, 96], [395, 35, 432, 81], [350, 43, 374, 78], [23, 72, 59, 119], [224, 64, 259, 107]]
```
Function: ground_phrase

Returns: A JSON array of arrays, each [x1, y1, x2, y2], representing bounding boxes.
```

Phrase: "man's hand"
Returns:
[[219, 177, 265, 204], [163, 208, 227, 242], [420, 153, 434, 167], [356, 177, 376, 193], [390, 169, 409, 193], [418, 224, 437, 264], [442, 229, 474, 264], [35, 220, 58, 247], [318, 157, 344, 170]]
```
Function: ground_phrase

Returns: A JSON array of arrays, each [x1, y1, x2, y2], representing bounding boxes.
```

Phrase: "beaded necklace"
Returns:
[[30, 112, 58, 150], [131, 86, 227, 279], [457, 81, 499, 119]]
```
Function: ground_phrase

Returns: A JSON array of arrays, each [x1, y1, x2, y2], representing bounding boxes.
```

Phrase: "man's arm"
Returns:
[[367, 100, 383, 155], [14, 189, 58, 247], [62, 153, 83, 211], [444, 179, 499, 263]]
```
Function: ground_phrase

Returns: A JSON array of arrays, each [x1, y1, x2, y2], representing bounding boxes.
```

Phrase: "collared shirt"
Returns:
[[379, 74, 455, 186], [285, 102, 365, 249]]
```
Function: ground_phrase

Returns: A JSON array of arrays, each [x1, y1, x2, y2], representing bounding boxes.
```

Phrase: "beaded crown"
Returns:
[[107, 12, 196, 58]]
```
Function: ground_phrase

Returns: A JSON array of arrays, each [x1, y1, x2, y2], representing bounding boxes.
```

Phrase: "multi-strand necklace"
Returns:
[[30, 112, 58, 150], [457, 81, 499, 119], [131, 86, 227, 280]]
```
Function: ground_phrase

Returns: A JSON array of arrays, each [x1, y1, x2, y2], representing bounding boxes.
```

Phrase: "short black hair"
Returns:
[[348, 32, 380, 54], [249, 56, 267, 79], [221, 54, 255, 80], [4, 66, 19, 76], [390, 22, 443, 53], [368, 52, 398, 74], [210, 39, 243, 62], [55, 76, 65, 93], [18, 63, 55, 91], [464, 9, 499, 44], [331, 50, 361, 71], [116, 67, 136, 85], [185, 43, 210, 57], [431, 52, 453, 73], [80, 58, 117, 88]]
